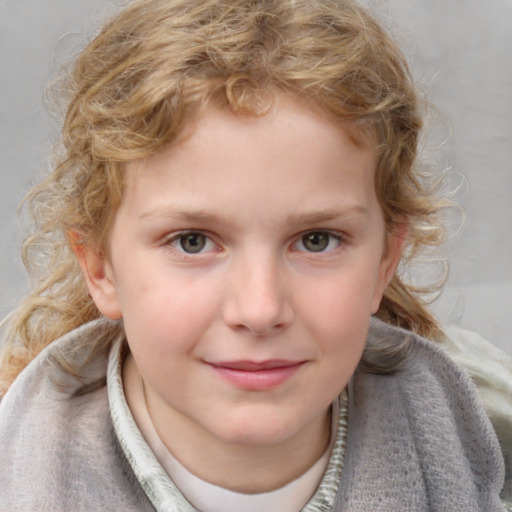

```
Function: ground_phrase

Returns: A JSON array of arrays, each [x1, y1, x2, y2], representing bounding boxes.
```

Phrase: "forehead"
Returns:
[[122, 94, 379, 220]]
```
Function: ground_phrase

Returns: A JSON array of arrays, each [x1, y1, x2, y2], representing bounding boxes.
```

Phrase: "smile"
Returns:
[[207, 360, 305, 391]]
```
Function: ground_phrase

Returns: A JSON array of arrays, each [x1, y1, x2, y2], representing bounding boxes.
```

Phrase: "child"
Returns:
[[0, 0, 510, 510]]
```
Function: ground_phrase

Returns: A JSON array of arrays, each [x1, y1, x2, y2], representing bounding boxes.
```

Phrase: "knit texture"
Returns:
[[335, 320, 505, 511]]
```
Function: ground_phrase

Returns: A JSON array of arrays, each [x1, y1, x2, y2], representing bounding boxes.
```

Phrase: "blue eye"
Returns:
[[170, 232, 215, 254], [296, 231, 341, 252]]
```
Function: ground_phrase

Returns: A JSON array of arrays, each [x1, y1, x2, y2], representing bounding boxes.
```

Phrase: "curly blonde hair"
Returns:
[[0, 0, 446, 394]]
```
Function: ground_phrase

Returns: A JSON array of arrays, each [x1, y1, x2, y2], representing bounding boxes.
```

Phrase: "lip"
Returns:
[[207, 360, 305, 391]]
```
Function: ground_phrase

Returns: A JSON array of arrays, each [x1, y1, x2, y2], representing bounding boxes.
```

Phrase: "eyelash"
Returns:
[[292, 230, 345, 254], [164, 231, 219, 259], [163, 229, 346, 258]]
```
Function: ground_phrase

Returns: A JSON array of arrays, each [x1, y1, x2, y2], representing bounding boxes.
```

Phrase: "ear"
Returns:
[[70, 232, 123, 320], [371, 223, 408, 314]]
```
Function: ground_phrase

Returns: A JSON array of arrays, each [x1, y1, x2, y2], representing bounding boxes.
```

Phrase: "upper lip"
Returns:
[[209, 360, 304, 371]]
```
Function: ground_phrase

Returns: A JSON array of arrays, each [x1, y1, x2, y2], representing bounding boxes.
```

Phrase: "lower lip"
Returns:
[[210, 363, 303, 391]]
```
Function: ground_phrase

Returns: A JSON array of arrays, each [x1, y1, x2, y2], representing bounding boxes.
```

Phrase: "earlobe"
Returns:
[[70, 232, 123, 320], [371, 225, 408, 313]]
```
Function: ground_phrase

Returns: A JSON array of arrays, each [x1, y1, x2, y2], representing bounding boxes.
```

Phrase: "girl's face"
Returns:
[[81, 94, 402, 477]]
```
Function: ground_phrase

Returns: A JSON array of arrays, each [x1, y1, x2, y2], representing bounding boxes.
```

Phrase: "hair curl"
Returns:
[[0, 0, 447, 394]]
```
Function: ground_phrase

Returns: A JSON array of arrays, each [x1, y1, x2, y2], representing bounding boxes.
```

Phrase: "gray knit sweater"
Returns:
[[0, 318, 507, 511]]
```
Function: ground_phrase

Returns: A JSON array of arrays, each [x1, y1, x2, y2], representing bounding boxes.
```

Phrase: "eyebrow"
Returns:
[[286, 206, 370, 225], [139, 205, 370, 225], [139, 208, 234, 225]]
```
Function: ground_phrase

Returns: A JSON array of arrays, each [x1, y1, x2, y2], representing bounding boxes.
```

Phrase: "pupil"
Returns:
[[180, 233, 206, 253], [303, 232, 329, 252]]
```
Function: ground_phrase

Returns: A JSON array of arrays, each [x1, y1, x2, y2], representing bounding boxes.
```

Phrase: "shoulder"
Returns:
[[338, 318, 507, 510], [364, 317, 502, 415], [0, 319, 151, 511], [0, 318, 115, 405], [439, 325, 512, 507], [440, 325, 512, 404], [0, 318, 113, 466]]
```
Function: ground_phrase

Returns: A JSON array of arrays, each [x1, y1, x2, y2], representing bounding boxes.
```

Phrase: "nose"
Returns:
[[222, 254, 294, 336]]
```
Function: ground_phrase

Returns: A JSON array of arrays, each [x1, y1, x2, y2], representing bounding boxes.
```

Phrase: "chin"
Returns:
[[219, 428, 294, 447], [210, 409, 305, 447]]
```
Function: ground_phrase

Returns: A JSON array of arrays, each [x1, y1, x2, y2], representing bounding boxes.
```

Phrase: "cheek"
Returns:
[[302, 265, 378, 323], [298, 268, 377, 357], [117, 264, 222, 354]]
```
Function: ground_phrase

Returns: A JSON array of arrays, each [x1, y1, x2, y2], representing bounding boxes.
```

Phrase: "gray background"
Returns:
[[1, 0, 511, 354]]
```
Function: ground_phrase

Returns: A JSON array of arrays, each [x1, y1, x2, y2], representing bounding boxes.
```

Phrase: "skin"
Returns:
[[77, 94, 404, 493]]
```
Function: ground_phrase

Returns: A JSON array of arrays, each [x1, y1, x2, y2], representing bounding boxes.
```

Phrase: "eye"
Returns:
[[169, 232, 215, 254], [294, 231, 342, 253]]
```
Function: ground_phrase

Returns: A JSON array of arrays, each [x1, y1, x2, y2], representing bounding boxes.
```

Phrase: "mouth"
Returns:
[[207, 360, 305, 391]]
